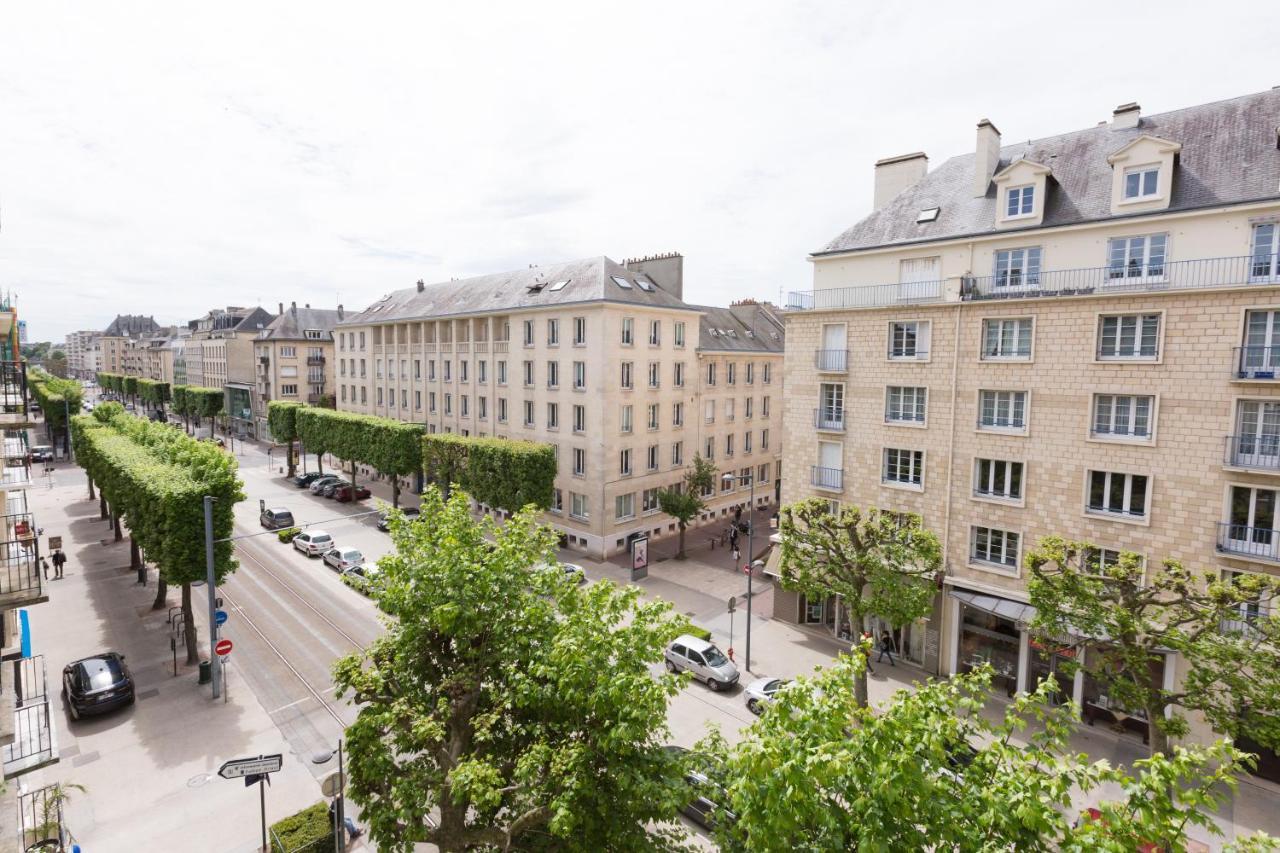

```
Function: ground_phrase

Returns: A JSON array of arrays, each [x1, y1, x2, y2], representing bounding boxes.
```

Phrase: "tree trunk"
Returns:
[[853, 665, 869, 708], [350, 460, 358, 489], [286, 441, 296, 478], [316, 452, 323, 475], [392, 477, 401, 509], [676, 522, 687, 560], [99, 494, 107, 520], [87, 476, 95, 501], [152, 575, 168, 610], [181, 583, 199, 665], [130, 536, 141, 569], [113, 512, 122, 542]]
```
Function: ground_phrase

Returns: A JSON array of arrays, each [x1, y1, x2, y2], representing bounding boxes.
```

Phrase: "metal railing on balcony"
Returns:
[[4, 655, 55, 779], [306, 355, 326, 365], [1217, 522, 1280, 561], [18, 783, 69, 850], [0, 361, 27, 416], [787, 280, 945, 311], [1233, 346, 1280, 380], [1224, 435, 1280, 471], [0, 513, 43, 604], [815, 349, 849, 372], [814, 409, 845, 431], [810, 466, 844, 490]]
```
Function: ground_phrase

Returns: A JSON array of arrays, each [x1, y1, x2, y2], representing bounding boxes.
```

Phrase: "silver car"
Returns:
[[292, 530, 333, 557], [743, 677, 788, 714], [664, 635, 740, 691], [323, 547, 364, 572]]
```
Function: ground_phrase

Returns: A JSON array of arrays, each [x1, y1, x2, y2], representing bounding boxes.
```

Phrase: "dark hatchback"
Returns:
[[293, 471, 324, 488], [377, 507, 420, 531], [62, 652, 134, 720]]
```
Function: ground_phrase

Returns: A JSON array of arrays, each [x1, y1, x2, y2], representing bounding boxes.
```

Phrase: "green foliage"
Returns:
[[1027, 536, 1280, 755], [333, 487, 689, 852], [266, 400, 303, 444], [123, 375, 138, 399], [186, 387, 225, 421], [268, 801, 334, 852], [171, 384, 189, 416], [702, 654, 1275, 852], [686, 624, 712, 642], [657, 454, 718, 558], [92, 401, 124, 422], [137, 378, 170, 406], [295, 407, 424, 475], [27, 367, 84, 431], [97, 372, 124, 394], [421, 432, 556, 511], [276, 527, 301, 544]]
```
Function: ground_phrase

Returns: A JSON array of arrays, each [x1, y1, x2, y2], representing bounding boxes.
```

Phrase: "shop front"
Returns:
[[951, 589, 1029, 697], [226, 384, 255, 440]]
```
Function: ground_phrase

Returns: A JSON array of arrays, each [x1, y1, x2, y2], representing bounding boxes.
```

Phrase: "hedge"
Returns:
[[421, 433, 556, 512], [295, 407, 424, 504], [277, 527, 301, 544], [28, 367, 83, 432], [269, 801, 334, 853], [137, 378, 171, 407], [687, 625, 713, 642]]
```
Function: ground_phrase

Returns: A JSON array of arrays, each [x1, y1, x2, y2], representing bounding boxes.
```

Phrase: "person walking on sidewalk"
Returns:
[[51, 549, 66, 579], [876, 629, 897, 667], [329, 800, 362, 841]]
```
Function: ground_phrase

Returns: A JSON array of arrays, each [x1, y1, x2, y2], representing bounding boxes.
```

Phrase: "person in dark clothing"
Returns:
[[40, 557, 50, 580], [729, 526, 740, 551], [734, 505, 743, 525], [329, 799, 361, 840], [51, 549, 66, 579], [876, 629, 896, 666]]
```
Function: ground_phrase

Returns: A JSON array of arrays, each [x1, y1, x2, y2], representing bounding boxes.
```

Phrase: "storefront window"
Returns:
[[957, 604, 1019, 696], [869, 616, 927, 667], [1027, 639, 1076, 706], [1080, 647, 1160, 744]]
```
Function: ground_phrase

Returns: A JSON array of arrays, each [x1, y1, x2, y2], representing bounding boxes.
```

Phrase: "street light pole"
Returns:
[[64, 397, 73, 463], [204, 495, 222, 699], [724, 471, 757, 672]]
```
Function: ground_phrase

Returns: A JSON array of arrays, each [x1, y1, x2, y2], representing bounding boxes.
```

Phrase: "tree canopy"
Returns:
[[657, 454, 718, 559], [137, 378, 171, 409], [28, 367, 83, 433], [266, 400, 304, 476], [421, 433, 555, 511], [294, 406, 425, 503]]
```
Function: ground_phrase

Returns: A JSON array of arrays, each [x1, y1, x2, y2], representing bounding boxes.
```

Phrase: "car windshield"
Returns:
[[703, 647, 729, 667], [79, 657, 124, 691], [315, 535, 331, 543], [344, 550, 361, 559]]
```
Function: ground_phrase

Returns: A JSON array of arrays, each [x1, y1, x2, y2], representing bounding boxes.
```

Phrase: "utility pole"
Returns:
[[204, 496, 221, 698]]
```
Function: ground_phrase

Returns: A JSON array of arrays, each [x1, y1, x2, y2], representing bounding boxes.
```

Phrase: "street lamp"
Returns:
[[312, 741, 347, 852], [722, 471, 763, 671]]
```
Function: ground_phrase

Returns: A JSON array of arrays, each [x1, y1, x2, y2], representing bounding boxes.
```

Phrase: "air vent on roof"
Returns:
[[709, 329, 720, 336], [745, 330, 754, 337], [527, 283, 546, 293], [548, 280, 570, 291], [917, 207, 941, 223], [634, 277, 654, 292], [611, 275, 633, 290], [726, 330, 737, 337]]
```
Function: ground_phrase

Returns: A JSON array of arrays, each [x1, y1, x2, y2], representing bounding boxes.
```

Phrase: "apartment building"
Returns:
[[99, 315, 159, 375], [337, 254, 784, 559], [781, 90, 1280, 752], [254, 303, 341, 437], [185, 306, 277, 437], [64, 330, 100, 379]]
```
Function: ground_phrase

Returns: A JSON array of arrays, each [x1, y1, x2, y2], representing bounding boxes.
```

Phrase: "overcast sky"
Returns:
[[4, 2, 1279, 342]]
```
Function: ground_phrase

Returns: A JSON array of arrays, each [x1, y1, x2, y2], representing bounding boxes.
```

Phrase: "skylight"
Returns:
[[611, 275, 633, 290], [634, 277, 654, 292], [917, 207, 941, 223], [548, 280, 570, 292]]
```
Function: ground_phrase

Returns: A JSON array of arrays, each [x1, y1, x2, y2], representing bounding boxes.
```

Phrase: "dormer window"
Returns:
[[1123, 166, 1159, 200], [1005, 185, 1035, 218]]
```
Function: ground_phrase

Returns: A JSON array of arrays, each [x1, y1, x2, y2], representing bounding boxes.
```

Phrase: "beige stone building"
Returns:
[[98, 315, 159, 375], [184, 306, 277, 437], [780, 90, 1280, 758], [337, 255, 784, 559], [254, 303, 341, 437], [64, 330, 100, 379]]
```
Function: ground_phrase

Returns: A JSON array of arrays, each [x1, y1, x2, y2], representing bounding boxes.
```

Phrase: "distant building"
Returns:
[[64, 330, 101, 379], [255, 302, 342, 438], [183, 306, 277, 438], [100, 314, 160, 375]]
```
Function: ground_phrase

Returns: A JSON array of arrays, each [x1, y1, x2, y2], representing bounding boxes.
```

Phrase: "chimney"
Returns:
[[1112, 102, 1141, 130], [337, 304, 344, 320], [278, 302, 283, 315], [290, 301, 297, 318], [874, 152, 928, 210], [624, 252, 683, 301], [416, 279, 425, 293], [973, 119, 1001, 198]]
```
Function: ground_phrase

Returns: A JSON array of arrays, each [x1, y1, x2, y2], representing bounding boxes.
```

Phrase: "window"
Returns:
[[523, 361, 534, 387], [704, 437, 715, 460], [818, 383, 844, 429], [745, 397, 754, 419], [546, 361, 559, 388], [1108, 234, 1167, 280], [620, 449, 633, 476], [1087, 471, 1149, 520], [414, 359, 421, 379], [546, 402, 559, 429], [497, 360, 507, 385], [763, 363, 772, 384], [745, 362, 755, 384], [615, 493, 635, 520], [727, 363, 736, 385], [498, 397, 508, 423], [340, 385, 347, 402], [429, 392, 437, 413], [648, 362, 660, 388], [570, 492, 589, 520], [445, 360, 455, 382], [573, 361, 586, 390], [762, 396, 770, 417], [886, 386, 927, 424], [359, 386, 366, 404], [1251, 223, 1280, 280], [551, 488, 564, 514], [883, 448, 923, 487], [444, 393, 453, 415], [704, 400, 715, 424], [674, 322, 686, 347], [758, 463, 770, 482], [620, 361, 633, 389], [428, 359, 436, 380], [744, 431, 753, 453], [281, 346, 296, 358], [982, 318, 1033, 359], [720, 469, 733, 492], [572, 317, 587, 346], [621, 318, 634, 345], [1222, 569, 1274, 635], [889, 321, 929, 359], [621, 405, 633, 434], [360, 359, 366, 378], [647, 444, 659, 471], [573, 404, 586, 433], [1081, 547, 1137, 576], [477, 396, 487, 419], [978, 390, 1027, 431], [993, 248, 1042, 288], [460, 360, 468, 382], [761, 428, 769, 450], [971, 526, 1020, 573], [725, 399, 736, 421], [478, 360, 487, 383], [673, 402, 684, 427], [1092, 394, 1154, 440], [706, 362, 717, 386], [376, 387, 384, 405], [1123, 166, 1159, 200], [974, 458, 1023, 501], [523, 400, 534, 427], [461, 395, 469, 417], [674, 362, 685, 387], [1097, 313, 1160, 360], [282, 384, 298, 396], [649, 320, 661, 346], [647, 403, 659, 430], [547, 318, 559, 346], [643, 487, 660, 514], [672, 441, 684, 466], [573, 448, 586, 476], [725, 434, 734, 457], [523, 320, 534, 346], [1005, 185, 1034, 218], [376, 360, 384, 380]]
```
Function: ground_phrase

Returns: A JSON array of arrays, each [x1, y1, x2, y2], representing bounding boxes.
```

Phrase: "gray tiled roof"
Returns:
[[693, 303, 786, 353], [103, 314, 159, 338], [342, 256, 696, 325], [819, 88, 1280, 255], [260, 307, 341, 341]]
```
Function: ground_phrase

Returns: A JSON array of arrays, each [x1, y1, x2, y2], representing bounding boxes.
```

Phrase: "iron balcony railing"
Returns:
[[1217, 522, 1280, 562], [0, 512, 41, 603], [1224, 435, 1280, 471], [306, 355, 326, 365], [19, 783, 68, 849], [0, 361, 27, 416], [1234, 346, 1280, 380], [4, 655, 55, 779], [810, 466, 844, 490], [815, 349, 849, 372], [814, 409, 846, 431], [787, 279, 945, 311]]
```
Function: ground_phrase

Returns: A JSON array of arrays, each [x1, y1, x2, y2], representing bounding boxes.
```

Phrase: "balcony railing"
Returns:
[[19, 783, 69, 849], [810, 466, 844, 491], [1224, 435, 1280, 471], [815, 349, 848, 372], [1234, 346, 1280, 380], [4, 655, 56, 779], [0, 361, 27, 416], [1217, 522, 1280, 562], [787, 280, 944, 311], [306, 355, 326, 366], [814, 409, 846, 431]]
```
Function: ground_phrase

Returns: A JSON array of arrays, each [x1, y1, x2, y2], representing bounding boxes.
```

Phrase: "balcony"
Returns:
[[810, 465, 844, 491], [18, 783, 70, 849], [493, 338, 510, 353], [788, 280, 945, 311], [1234, 346, 1280, 381], [814, 350, 849, 372], [1224, 435, 1280, 472], [814, 409, 846, 432], [258, 356, 270, 366], [1217, 522, 1280, 563], [306, 355, 326, 366], [0, 467, 31, 492], [3, 656, 57, 779]]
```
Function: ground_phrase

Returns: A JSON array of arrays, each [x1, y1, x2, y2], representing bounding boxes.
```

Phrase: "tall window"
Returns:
[[1097, 313, 1160, 360], [1251, 223, 1280, 280], [1005, 185, 1034, 217], [674, 321, 686, 347], [620, 405, 633, 434], [444, 393, 452, 415], [706, 362, 717, 386], [763, 363, 772, 384], [1092, 394, 1153, 440], [648, 362, 660, 388], [649, 320, 661, 346], [478, 360, 487, 383], [1123, 166, 1159, 200], [523, 320, 534, 346], [672, 441, 683, 466], [573, 404, 586, 433], [745, 362, 755, 384], [993, 247, 1042, 288], [1087, 470, 1149, 519], [570, 492, 589, 520], [573, 316, 587, 345], [1107, 234, 1167, 280], [673, 402, 684, 427], [546, 318, 559, 346], [889, 321, 929, 359], [674, 362, 685, 387], [818, 383, 844, 429], [522, 361, 534, 387], [615, 493, 635, 520], [522, 400, 534, 426], [498, 397, 507, 422], [546, 402, 558, 429], [621, 318, 634, 346], [974, 458, 1023, 501], [573, 361, 586, 390], [647, 444, 659, 471], [885, 386, 927, 424], [642, 487, 660, 513], [620, 361, 633, 389], [883, 448, 923, 487], [982, 318, 1033, 359], [460, 360, 468, 382], [647, 403, 659, 430], [727, 363, 736, 385], [573, 448, 586, 476], [978, 390, 1027, 431], [546, 361, 559, 388], [725, 434, 735, 457], [704, 400, 715, 424], [744, 431, 752, 453], [619, 449, 632, 476], [971, 526, 1020, 573]]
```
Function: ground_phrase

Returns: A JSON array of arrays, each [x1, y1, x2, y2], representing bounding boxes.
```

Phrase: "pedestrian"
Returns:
[[861, 630, 875, 675], [732, 546, 741, 565], [51, 549, 66, 579], [729, 526, 740, 551], [876, 629, 896, 667], [40, 557, 50, 580], [734, 505, 743, 525], [329, 799, 362, 840]]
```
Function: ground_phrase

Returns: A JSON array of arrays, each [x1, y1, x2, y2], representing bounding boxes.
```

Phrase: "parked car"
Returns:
[[342, 561, 384, 595], [743, 677, 788, 714], [292, 530, 334, 557], [293, 472, 324, 488], [333, 484, 371, 503], [62, 652, 134, 721], [31, 446, 55, 463], [533, 561, 588, 585], [323, 547, 365, 572], [320, 479, 350, 498], [663, 745, 737, 830], [664, 634, 740, 691], [377, 507, 420, 531], [309, 475, 341, 494], [259, 507, 296, 530]]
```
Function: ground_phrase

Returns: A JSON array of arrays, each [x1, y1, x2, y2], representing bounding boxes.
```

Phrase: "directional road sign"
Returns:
[[218, 754, 283, 780], [214, 609, 229, 626], [215, 638, 233, 657]]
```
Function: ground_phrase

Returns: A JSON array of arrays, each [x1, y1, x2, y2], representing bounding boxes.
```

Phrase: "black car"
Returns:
[[62, 652, 134, 720], [663, 745, 738, 830], [320, 479, 349, 498], [377, 506, 420, 531], [293, 471, 324, 488]]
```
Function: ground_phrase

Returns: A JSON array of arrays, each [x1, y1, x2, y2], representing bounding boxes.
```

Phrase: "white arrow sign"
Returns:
[[218, 754, 283, 779]]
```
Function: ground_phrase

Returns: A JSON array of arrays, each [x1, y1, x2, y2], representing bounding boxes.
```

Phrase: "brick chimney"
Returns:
[[623, 253, 683, 300], [973, 119, 1001, 198], [416, 279, 425, 293], [874, 152, 928, 210]]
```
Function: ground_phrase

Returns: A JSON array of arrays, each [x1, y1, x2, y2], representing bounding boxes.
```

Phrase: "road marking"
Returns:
[[267, 694, 324, 714]]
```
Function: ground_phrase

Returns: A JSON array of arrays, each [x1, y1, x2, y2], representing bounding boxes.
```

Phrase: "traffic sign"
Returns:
[[320, 770, 346, 798], [215, 638, 233, 657], [214, 609, 229, 626], [218, 754, 283, 779]]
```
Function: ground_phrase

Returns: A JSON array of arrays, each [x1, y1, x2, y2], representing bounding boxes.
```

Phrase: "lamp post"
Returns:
[[312, 741, 346, 852], [722, 471, 762, 671], [63, 397, 73, 463]]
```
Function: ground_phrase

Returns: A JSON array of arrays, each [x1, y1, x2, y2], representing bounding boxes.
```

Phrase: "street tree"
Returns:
[[333, 487, 689, 852], [28, 367, 83, 454], [421, 433, 556, 510], [778, 499, 941, 706], [266, 400, 303, 477], [1026, 536, 1280, 757], [122, 375, 138, 408], [187, 387, 224, 436], [137, 378, 170, 419], [657, 454, 718, 559], [700, 654, 1275, 852]]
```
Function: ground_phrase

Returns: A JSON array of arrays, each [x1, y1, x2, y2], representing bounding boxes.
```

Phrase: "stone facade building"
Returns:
[[254, 303, 341, 437], [99, 315, 159, 375]]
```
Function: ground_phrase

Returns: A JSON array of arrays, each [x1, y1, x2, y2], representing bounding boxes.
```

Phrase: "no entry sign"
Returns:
[[215, 638, 233, 657]]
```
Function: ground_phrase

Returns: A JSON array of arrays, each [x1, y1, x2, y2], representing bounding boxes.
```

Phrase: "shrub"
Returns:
[[269, 801, 334, 852], [686, 625, 713, 642], [277, 527, 301, 544]]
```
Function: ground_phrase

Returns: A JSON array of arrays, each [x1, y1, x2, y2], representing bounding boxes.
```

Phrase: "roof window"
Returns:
[[634, 277, 655, 292], [548, 280, 570, 292], [611, 276, 633, 290], [917, 207, 941, 223]]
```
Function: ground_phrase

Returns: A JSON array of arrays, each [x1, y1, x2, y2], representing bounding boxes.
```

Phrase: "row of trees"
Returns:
[[28, 366, 83, 450], [171, 385, 224, 435], [337, 489, 1278, 852], [420, 432, 557, 511], [71, 403, 244, 663]]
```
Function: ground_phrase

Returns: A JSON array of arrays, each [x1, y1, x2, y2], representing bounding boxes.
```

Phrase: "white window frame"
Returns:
[[1005, 185, 1035, 219], [993, 247, 1042, 289], [1106, 233, 1168, 283], [1095, 312, 1162, 362], [882, 448, 924, 490], [980, 317, 1034, 360], [1250, 223, 1280, 282], [969, 525, 1021, 576], [972, 458, 1025, 505], [615, 492, 635, 520], [1084, 469, 1151, 525], [570, 492, 589, 520], [888, 320, 931, 361], [885, 386, 927, 426], [977, 389, 1029, 434], [1090, 393, 1157, 443], [1122, 165, 1160, 201], [621, 318, 634, 346]]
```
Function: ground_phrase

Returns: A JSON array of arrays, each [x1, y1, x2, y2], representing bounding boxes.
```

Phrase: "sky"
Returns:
[[4, 1, 1279, 342]]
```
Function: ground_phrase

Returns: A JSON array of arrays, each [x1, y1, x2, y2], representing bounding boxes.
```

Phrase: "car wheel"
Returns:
[[68, 702, 80, 721], [707, 678, 721, 692], [664, 659, 677, 673], [746, 698, 759, 714]]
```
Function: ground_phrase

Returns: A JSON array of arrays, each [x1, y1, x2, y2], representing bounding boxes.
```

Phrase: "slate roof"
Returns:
[[260, 307, 341, 341], [693, 302, 786, 353], [819, 88, 1280, 255], [103, 314, 159, 338], [342, 256, 697, 325]]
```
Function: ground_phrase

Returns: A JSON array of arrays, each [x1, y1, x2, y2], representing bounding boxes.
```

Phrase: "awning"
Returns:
[[950, 588, 1037, 626], [762, 545, 783, 579]]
